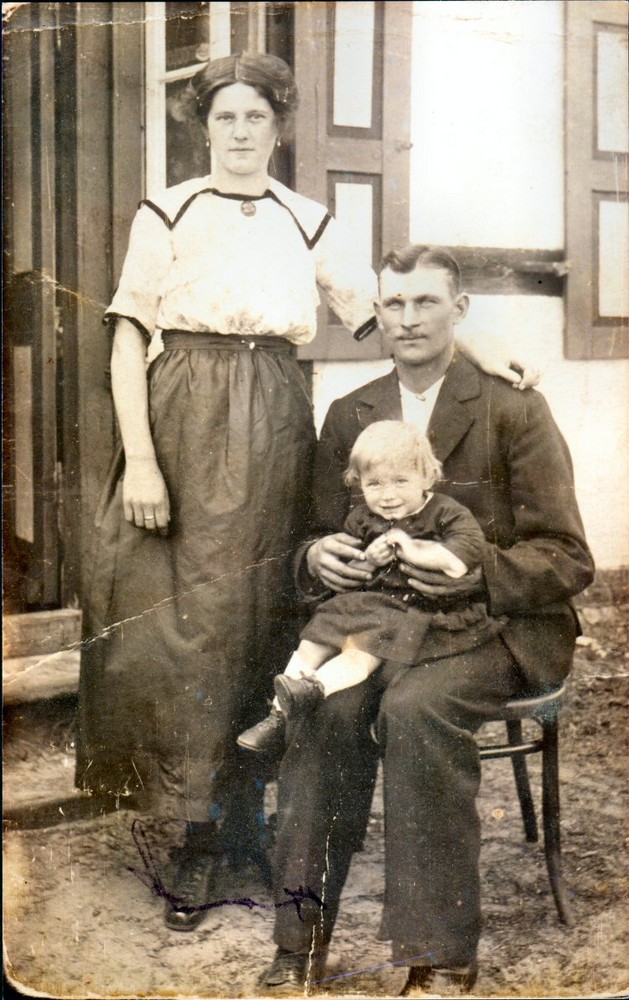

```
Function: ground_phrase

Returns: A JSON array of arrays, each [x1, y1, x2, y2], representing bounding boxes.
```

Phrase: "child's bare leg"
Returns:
[[266, 641, 336, 712], [283, 640, 336, 679], [315, 647, 381, 697], [238, 646, 336, 753]]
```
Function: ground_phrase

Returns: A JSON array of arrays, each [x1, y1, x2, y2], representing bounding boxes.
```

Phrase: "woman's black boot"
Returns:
[[164, 823, 222, 931]]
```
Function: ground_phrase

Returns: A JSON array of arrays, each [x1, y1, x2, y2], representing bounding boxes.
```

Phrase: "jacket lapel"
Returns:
[[427, 353, 480, 463], [354, 368, 403, 428]]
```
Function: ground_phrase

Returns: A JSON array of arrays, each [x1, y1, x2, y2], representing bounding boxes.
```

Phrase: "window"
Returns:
[[565, 1, 628, 359]]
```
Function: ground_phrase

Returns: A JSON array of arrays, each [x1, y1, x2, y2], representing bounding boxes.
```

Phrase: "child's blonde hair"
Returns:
[[344, 421, 442, 490]]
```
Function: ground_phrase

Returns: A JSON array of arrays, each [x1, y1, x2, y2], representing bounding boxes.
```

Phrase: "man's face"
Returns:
[[375, 265, 468, 371]]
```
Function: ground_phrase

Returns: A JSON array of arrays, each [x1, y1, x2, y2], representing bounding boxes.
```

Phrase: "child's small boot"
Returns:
[[274, 673, 325, 720], [237, 706, 286, 755]]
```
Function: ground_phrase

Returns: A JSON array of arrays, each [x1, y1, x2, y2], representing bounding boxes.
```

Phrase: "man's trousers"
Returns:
[[272, 636, 528, 968]]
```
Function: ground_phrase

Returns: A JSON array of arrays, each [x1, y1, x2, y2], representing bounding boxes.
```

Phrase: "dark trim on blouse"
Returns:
[[139, 187, 332, 250], [353, 316, 378, 342], [140, 190, 215, 229], [103, 312, 152, 341], [265, 190, 332, 250]]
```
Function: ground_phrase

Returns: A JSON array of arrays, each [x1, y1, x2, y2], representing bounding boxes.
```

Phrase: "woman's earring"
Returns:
[[205, 138, 210, 148], [277, 137, 282, 149]]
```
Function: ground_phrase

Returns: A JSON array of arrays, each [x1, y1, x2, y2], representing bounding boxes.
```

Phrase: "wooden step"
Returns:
[[4, 649, 81, 704], [3, 608, 82, 658]]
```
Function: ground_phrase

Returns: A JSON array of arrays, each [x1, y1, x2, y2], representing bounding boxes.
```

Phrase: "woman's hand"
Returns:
[[491, 360, 542, 391], [456, 331, 542, 390], [307, 533, 374, 593], [123, 457, 170, 534], [400, 563, 485, 600]]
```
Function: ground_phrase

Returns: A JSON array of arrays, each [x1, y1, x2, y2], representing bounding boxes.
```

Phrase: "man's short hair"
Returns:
[[379, 245, 462, 297]]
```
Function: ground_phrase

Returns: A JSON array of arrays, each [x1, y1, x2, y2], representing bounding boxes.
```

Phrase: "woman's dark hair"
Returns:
[[380, 245, 463, 296], [186, 52, 299, 138]]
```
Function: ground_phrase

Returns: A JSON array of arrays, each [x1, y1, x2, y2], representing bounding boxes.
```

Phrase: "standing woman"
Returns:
[[76, 52, 378, 931]]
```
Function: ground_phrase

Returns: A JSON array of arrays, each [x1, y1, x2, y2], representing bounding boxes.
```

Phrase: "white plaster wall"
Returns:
[[312, 1, 628, 570]]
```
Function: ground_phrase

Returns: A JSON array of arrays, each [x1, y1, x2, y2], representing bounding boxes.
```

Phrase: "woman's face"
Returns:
[[206, 82, 278, 180]]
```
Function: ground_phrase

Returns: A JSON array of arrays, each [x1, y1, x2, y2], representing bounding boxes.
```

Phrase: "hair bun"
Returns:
[[190, 52, 299, 132]]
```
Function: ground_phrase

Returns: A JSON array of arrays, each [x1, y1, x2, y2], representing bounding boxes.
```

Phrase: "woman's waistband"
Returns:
[[161, 331, 296, 355]]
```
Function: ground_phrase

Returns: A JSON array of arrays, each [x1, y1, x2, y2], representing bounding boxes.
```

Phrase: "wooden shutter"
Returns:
[[565, 1, 628, 359], [294, 1, 412, 361]]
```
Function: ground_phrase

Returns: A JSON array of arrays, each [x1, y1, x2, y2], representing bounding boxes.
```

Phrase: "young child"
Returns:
[[238, 420, 499, 754]]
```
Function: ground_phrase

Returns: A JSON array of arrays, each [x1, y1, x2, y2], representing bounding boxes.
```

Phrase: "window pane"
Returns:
[[596, 29, 629, 154], [333, 1, 375, 129], [166, 2, 210, 72], [166, 79, 208, 187], [598, 199, 629, 318], [334, 181, 373, 262], [410, 1, 564, 250]]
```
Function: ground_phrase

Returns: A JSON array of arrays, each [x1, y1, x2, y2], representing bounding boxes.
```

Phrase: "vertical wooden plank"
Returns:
[[294, 2, 329, 206], [75, 2, 116, 608], [4, 12, 33, 275], [34, 3, 60, 606], [564, 2, 593, 360], [144, 3, 167, 197], [230, 1, 250, 53], [248, 1, 266, 53], [381, 1, 411, 260], [55, 3, 80, 605], [112, 3, 145, 280], [2, 8, 34, 610], [27, 4, 59, 605]]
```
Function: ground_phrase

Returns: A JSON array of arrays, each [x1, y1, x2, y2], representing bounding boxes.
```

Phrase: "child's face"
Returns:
[[360, 459, 428, 520]]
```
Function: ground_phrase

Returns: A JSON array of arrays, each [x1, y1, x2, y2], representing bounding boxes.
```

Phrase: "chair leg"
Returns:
[[506, 719, 538, 843], [541, 716, 574, 926]]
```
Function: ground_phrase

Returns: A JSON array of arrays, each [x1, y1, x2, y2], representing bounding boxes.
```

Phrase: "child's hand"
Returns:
[[364, 536, 396, 567], [347, 556, 379, 574], [383, 528, 414, 560]]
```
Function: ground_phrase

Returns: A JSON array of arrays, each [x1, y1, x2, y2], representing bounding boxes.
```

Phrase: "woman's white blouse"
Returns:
[[106, 176, 378, 345]]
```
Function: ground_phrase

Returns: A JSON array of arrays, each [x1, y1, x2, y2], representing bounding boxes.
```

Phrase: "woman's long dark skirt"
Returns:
[[76, 339, 316, 830]]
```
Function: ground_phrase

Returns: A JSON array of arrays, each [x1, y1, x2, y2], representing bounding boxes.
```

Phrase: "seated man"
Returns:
[[260, 245, 594, 996]]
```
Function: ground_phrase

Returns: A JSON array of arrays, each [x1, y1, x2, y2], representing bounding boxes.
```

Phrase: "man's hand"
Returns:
[[400, 563, 485, 600], [307, 533, 374, 593]]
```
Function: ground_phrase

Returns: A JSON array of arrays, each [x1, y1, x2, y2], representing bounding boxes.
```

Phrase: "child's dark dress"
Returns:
[[300, 493, 500, 664]]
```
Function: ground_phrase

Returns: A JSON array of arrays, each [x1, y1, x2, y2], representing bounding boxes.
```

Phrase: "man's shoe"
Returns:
[[274, 673, 325, 720], [237, 707, 286, 755], [399, 963, 478, 997], [164, 847, 221, 932], [259, 947, 327, 992]]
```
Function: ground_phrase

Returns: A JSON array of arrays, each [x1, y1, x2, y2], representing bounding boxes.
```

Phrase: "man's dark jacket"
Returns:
[[305, 354, 594, 689]]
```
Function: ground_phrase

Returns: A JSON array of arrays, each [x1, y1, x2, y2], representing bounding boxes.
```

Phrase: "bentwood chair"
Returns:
[[477, 684, 574, 926]]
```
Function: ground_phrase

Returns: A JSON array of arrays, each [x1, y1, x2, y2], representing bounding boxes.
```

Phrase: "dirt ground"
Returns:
[[3, 607, 628, 1000]]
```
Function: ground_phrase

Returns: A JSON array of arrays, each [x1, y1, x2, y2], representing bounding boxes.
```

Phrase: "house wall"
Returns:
[[312, 1, 629, 571]]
